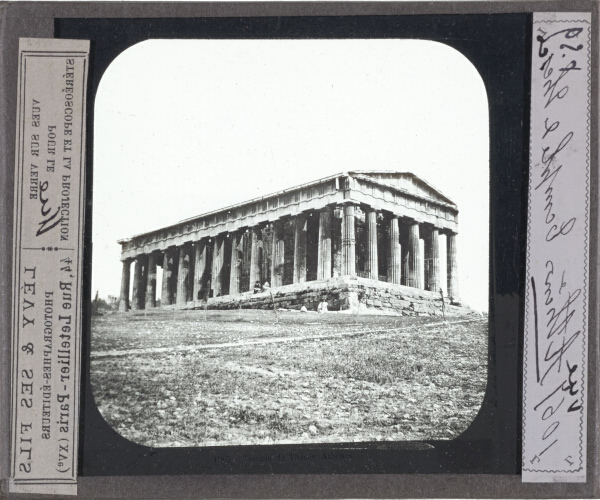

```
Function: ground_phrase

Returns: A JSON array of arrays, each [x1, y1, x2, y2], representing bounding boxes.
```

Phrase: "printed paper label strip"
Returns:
[[522, 12, 590, 483], [10, 38, 89, 496]]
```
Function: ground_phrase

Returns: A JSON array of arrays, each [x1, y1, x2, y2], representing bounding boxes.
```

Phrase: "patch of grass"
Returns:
[[91, 311, 487, 446]]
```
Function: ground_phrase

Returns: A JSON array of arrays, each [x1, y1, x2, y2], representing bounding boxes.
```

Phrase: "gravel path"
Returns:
[[91, 317, 481, 358]]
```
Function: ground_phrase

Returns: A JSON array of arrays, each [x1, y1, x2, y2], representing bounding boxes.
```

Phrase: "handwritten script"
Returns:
[[523, 13, 590, 483]]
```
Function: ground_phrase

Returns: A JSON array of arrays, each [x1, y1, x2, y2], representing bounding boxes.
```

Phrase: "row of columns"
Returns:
[[119, 203, 458, 312], [361, 209, 457, 296]]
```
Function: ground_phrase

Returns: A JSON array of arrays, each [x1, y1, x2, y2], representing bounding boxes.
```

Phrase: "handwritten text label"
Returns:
[[523, 12, 590, 483]]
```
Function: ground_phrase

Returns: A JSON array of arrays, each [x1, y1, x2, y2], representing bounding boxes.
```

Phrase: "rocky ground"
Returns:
[[90, 308, 487, 447]]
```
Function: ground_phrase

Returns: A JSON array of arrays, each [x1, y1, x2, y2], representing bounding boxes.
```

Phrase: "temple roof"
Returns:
[[118, 170, 458, 247], [177, 170, 456, 225]]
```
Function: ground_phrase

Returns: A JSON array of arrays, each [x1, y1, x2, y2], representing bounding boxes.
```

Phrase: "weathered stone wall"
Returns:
[[175, 276, 472, 317], [343, 279, 467, 316]]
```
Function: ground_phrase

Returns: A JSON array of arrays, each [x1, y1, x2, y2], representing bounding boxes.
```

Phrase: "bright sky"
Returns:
[[93, 39, 489, 311]]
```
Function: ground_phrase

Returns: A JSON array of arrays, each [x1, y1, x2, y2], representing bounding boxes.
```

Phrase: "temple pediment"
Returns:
[[349, 171, 456, 207]]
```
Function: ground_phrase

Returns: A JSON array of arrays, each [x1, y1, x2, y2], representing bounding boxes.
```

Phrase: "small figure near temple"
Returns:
[[253, 280, 262, 294], [317, 301, 328, 313], [262, 281, 271, 292]]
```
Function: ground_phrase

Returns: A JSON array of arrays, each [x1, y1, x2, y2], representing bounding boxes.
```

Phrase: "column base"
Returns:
[[449, 297, 462, 306]]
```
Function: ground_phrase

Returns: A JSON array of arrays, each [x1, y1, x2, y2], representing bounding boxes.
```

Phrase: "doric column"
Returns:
[[193, 241, 208, 301], [118, 259, 131, 312], [270, 221, 284, 287], [366, 209, 378, 280], [187, 246, 195, 302], [447, 232, 459, 301], [317, 207, 332, 280], [425, 227, 441, 292], [176, 245, 190, 306], [212, 236, 224, 297], [388, 216, 401, 284], [229, 233, 240, 295], [293, 214, 307, 284], [406, 220, 422, 289], [131, 255, 145, 310], [341, 204, 356, 276], [401, 220, 409, 286], [145, 252, 158, 309], [141, 257, 148, 305], [250, 226, 261, 288], [161, 249, 175, 306], [332, 211, 342, 278]]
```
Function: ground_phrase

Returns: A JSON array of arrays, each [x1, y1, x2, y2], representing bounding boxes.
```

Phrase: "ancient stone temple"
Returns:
[[117, 171, 461, 315]]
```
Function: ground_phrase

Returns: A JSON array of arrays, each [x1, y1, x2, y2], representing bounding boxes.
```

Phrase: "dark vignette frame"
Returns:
[[54, 13, 530, 477]]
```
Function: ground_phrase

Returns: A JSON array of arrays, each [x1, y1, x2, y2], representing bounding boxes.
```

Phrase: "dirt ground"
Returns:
[[90, 308, 488, 447]]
